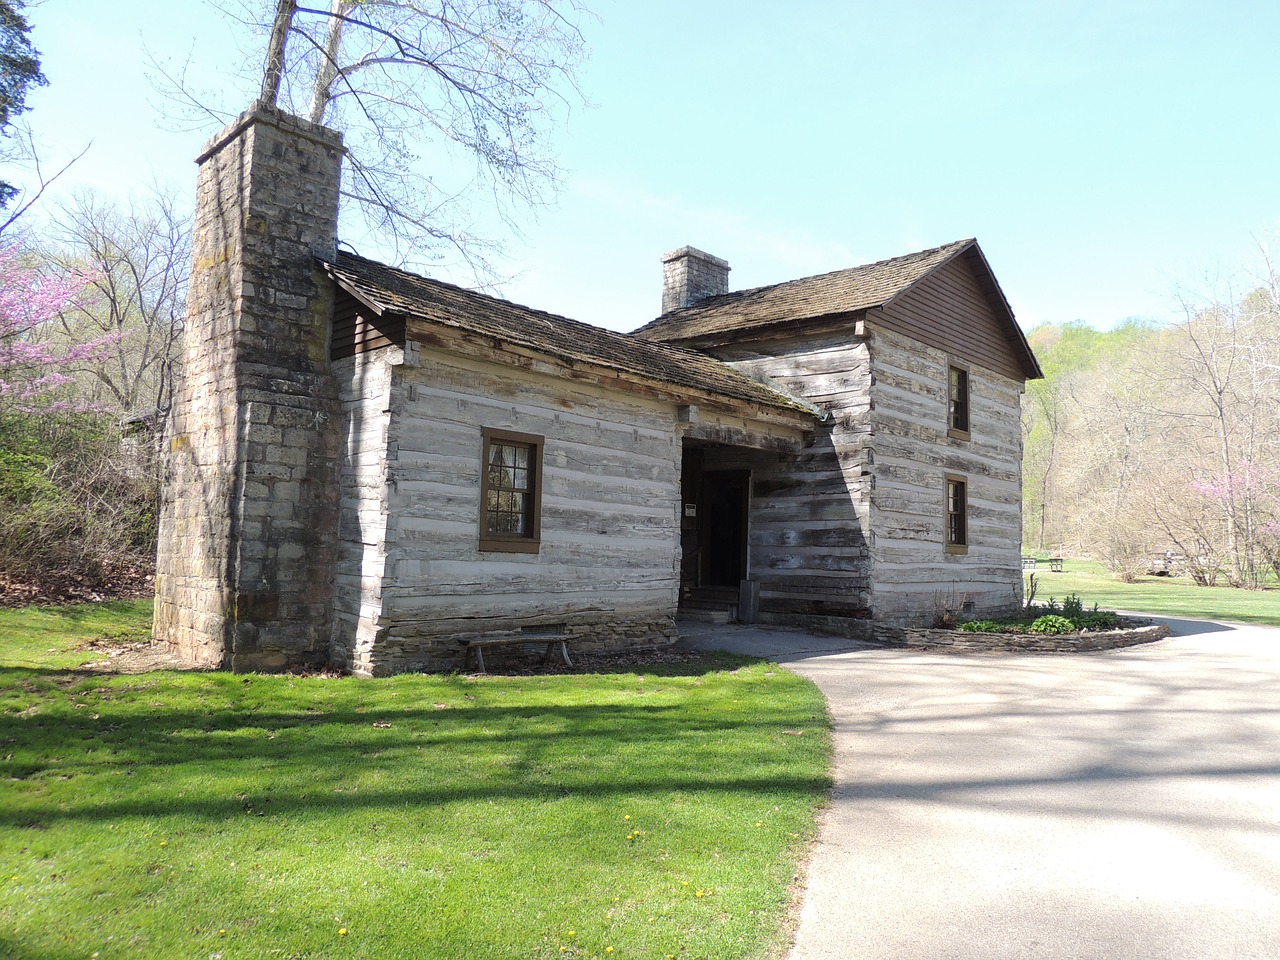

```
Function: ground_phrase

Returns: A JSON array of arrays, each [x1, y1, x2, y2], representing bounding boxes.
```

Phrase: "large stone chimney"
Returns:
[[661, 246, 729, 314], [153, 103, 345, 672]]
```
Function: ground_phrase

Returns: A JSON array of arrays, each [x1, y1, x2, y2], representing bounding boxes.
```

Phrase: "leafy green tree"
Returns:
[[0, 0, 46, 208]]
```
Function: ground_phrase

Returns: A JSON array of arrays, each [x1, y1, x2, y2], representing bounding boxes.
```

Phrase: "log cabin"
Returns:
[[153, 103, 1041, 675]]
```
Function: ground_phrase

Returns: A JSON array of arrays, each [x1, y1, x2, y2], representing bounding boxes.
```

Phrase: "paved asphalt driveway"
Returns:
[[678, 617, 1280, 960]]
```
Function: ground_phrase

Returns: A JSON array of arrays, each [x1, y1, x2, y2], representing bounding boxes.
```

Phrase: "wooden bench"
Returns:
[[459, 629, 573, 673], [1048, 557, 1064, 573], [1021, 557, 1038, 571]]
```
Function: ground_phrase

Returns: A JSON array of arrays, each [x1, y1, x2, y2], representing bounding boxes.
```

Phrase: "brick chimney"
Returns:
[[661, 246, 729, 314], [153, 102, 345, 673]]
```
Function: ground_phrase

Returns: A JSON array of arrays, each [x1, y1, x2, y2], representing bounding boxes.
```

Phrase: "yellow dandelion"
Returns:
[[606, 948, 614, 954], [680, 880, 689, 886], [159, 841, 168, 847], [623, 815, 631, 821], [568, 930, 576, 937], [219, 929, 226, 936], [756, 821, 763, 827], [338, 928, 348, 936]]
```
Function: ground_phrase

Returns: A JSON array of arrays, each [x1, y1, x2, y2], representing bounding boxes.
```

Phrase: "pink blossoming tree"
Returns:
[[0, 246, 112, 411]]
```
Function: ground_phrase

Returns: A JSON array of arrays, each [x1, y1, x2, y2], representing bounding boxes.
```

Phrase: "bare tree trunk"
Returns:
[[261, 0, 298, 107], [308, 0, 354, 123]]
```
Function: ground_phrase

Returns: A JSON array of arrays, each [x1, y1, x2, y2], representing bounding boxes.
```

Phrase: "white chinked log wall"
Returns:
[[331, 348, 397, 674], [867, 324, 1024, 623], [332, 339, 683, 675], [721, 330, 874, 625]]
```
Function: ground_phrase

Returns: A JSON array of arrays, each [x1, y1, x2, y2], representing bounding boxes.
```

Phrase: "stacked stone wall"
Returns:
[[364, 617, 679, 676], [661, 246, 730, 313], [154, 103, 345, 672], [875, 622, 1169, 654]]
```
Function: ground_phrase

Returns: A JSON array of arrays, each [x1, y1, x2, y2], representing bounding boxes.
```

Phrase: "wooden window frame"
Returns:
[[945, 473, 969, 555], [479, 427, 544, 554], [947, 362, 971, 440]]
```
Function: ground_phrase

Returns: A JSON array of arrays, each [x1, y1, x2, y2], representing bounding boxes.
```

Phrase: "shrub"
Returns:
[[1075, 611, 1120, 630], [958, 619, 1010, 633], [1061, 593, 1085, 620], [1029, 614, 1076, 635], [0, 411, 157, 592]]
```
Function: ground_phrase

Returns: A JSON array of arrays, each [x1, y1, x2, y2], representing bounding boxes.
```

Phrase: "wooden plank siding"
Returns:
[[710, 329, 875, 619], [876, 251, 1026, 382], [866, 324, 1024, 623], [330, 290, 406, 360]]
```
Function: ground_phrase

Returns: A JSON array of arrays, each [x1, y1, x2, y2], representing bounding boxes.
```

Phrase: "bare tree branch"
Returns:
[[149, 0, 591, 280]]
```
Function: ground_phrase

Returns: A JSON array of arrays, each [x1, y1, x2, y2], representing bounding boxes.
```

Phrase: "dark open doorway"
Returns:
[[679, 444, 750, 599], [700, 470, 749, 587]]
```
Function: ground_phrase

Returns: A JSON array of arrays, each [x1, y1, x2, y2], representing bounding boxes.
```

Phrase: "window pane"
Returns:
[[949, 367, 969, 432], [946, 479, 967, 546], [510, 493, 527, 534]]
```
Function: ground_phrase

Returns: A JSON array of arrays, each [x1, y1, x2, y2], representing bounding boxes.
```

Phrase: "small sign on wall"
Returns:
[[684, 503, 697, 517]]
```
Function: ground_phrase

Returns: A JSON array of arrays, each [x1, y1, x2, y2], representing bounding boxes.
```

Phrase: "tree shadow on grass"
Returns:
[[0, 934, 81, 960], [0, 655, 830, 828]]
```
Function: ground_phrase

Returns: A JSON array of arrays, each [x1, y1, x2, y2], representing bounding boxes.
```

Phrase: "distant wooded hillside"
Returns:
[[1022, 269, 1280, 587]]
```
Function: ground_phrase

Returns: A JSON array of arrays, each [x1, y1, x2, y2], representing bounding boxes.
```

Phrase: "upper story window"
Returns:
[[948, 363, 970, 439], [945, 474, 968, 555], [479, 428, 543, 554]]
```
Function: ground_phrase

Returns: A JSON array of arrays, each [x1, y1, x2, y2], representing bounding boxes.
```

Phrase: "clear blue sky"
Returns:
[[17, 0, 1280, 333]]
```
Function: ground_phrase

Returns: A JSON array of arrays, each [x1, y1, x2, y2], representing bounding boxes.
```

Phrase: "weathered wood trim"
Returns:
[[478, 427, 544, 554], [661, 311, 867, 352]]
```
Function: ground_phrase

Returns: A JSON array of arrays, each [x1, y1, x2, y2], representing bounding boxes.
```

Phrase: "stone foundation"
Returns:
[[341, 617, 680, 676], [760, 611, 876, 642]]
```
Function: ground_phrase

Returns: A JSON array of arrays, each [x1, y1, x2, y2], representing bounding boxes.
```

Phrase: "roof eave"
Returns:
[[962, 243, 1044, 381], [321, 260, 390, 317], [403, 315, 820, 426]]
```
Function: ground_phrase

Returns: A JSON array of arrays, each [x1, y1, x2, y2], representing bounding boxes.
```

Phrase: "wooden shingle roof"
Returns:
[[634, 239, 975, 342], [632, 238, 1041, 381], [324, 251, 820, 418]]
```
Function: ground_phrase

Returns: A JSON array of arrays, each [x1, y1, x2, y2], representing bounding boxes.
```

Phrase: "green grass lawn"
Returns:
[[1028, 559, 1280, 626], [0, 600, 153, 670], [0, 604, 830, 960]]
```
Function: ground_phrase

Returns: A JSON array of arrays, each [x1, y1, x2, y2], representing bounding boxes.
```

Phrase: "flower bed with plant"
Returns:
[[880, 592, 1168, 654], [958, 594, 1121, 635]]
